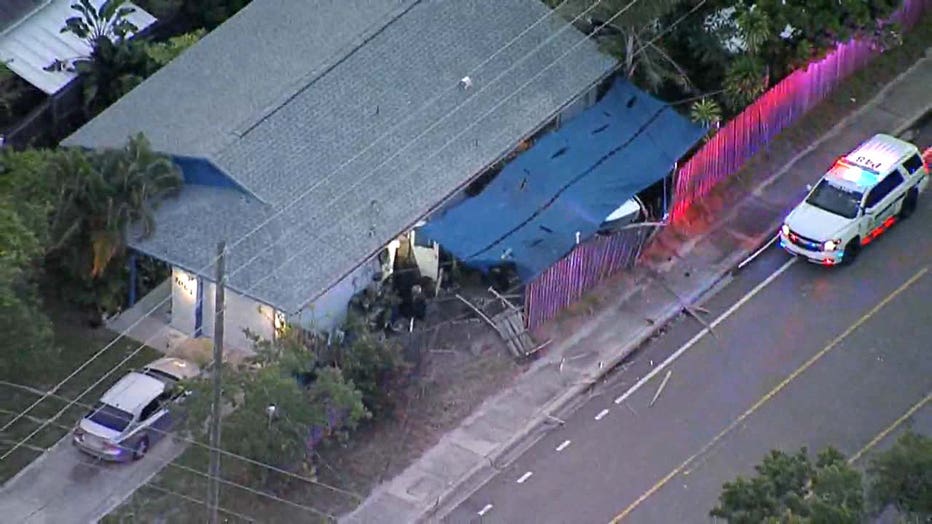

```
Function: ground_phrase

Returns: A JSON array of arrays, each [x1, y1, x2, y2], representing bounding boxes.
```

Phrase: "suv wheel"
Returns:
[[132, 437, 149, 460], [898, 188, 918, 219], [842, 237, 861, 265]]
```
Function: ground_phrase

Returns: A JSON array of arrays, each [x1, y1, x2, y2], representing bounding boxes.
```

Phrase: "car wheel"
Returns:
[[132, 437, 149, 460], [841, 237, 861, 265], [898, 188, 918, 219]]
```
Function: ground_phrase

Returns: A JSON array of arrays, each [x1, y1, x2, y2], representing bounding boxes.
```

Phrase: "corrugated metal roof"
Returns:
[[68, 0, 616, 313], [0, 0, 155, 95]]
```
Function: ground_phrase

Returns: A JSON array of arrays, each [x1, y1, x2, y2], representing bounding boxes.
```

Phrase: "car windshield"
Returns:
[[87, 402, 133, 432], [805, 179, 862, 219]]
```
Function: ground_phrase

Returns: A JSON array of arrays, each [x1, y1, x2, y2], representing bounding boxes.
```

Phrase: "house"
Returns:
[[62, 0, 616, 351]]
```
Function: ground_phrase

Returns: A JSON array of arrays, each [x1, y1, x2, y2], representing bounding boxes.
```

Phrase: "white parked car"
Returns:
[[780, 134, 929, 265], [73, 357, 200, 461]]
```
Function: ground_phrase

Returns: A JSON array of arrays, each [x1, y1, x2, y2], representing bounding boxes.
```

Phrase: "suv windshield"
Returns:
[[806, 179, 862, 219], [87, 402, 133, 432]]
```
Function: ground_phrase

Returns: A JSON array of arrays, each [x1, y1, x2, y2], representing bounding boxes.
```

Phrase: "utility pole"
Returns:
[[207, 241, 226, 524]]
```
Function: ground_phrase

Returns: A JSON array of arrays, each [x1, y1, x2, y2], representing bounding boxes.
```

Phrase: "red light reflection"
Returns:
[[860, 216, 896, 246]]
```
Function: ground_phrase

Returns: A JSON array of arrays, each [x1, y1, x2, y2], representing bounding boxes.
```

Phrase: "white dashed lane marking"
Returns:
[[478, 503, 493, 516], [516, 471, 533, 484], [556, 440, 571, 451], [594, 408, 609, 421]]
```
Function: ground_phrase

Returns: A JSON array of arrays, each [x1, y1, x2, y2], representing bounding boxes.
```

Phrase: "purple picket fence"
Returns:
[[525, 227, 649, 330], [671, 0, 930, 221]]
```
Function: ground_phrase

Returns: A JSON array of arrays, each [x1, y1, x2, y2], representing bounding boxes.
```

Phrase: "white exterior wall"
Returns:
[[200, 280, 276, 353], [170, 267, 275, 352], [291, 258, 380, 333], [171, 259, 380, 349]]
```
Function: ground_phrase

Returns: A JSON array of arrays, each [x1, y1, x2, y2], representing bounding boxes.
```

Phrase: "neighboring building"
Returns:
[[63, 0, 616, 351], [0, 0, 156, 95]]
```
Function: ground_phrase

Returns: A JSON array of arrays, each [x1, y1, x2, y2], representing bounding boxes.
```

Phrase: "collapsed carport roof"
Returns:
[[63, 0, 617, 313]]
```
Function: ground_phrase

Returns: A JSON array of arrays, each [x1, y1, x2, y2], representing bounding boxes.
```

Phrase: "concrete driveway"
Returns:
[[0, 434, 185, 524]]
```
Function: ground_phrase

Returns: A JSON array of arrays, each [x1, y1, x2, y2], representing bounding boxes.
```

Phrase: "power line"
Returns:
[[0, 0, 602, 447], [0, 0, 635, 458], [0, 0, 708, 491], [1, 0, 707, 475], [241, 0, 707, 298]]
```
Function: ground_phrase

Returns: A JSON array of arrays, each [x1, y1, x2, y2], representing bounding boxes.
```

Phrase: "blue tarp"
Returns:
[[420, 80, 705, 281]]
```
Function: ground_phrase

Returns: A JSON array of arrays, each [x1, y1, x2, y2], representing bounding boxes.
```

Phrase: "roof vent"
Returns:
[[460, 76, 473, 90]]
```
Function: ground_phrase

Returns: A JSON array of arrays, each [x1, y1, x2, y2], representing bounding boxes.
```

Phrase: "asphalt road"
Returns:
[[445, 130, 932, 523]]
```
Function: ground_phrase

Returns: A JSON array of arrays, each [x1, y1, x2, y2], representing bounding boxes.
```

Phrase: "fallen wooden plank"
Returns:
[[456, 294, 501, 335]]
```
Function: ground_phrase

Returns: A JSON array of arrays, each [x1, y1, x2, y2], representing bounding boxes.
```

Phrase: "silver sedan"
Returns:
[[72, 357, 200, 462]]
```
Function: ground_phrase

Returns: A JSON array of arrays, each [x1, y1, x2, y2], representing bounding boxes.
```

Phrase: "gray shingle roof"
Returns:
[[67, 0, 616, 312]]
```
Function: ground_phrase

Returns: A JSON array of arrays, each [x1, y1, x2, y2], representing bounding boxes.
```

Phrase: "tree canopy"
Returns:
[[711, 447, 864, 523], [0, 198, 56, 378], [867, 430, 932, 520], [177, 328, 373, 486], [714, 432, 932, 523], [1, 135, 180, 316]]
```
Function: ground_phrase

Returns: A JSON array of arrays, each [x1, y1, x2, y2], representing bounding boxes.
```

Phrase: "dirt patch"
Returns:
[[309, 331, 521, 515]]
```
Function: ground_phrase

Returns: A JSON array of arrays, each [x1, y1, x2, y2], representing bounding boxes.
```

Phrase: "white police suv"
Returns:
[[780, 133, 929, 265]]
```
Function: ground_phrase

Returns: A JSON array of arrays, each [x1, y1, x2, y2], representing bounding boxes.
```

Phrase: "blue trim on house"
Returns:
[[194, 276, 204, 337], [127, 252, 138, 307], [172, 156, 240, 190]]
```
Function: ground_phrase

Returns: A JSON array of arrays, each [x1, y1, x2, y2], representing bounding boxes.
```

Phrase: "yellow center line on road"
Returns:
[[848, 391, 932, 465], [609, 265, 929, 523]]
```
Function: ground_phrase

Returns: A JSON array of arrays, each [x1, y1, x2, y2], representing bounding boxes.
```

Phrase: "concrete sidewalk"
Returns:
[[342, 53, 932, 524]]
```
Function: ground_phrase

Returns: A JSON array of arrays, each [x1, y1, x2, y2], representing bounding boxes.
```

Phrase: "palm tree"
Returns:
[[48, 134, 182, 281], [722, 54, 768, 110], [689, 97, 722, 130]]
